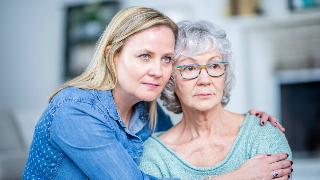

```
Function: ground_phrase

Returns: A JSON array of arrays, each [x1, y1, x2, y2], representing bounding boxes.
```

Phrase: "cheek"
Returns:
[[175, 81, 192, 102], [116, 59, 139, 86], [116, 61, 128, 79], [215, 79, 225, 97], [163, 66, 173, 81]]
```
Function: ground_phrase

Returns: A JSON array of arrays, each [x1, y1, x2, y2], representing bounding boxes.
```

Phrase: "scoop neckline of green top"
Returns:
[[150, 113, 251, 172]]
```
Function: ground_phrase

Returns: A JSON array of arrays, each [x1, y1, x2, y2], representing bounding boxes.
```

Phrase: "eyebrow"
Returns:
[[137, 49, 174, 57], [207, 56, 224, 62], [178, 55, 222, 63], [137, 49, 154, 55], [178, 57, 196, 64], [165, 53, 175, 57]]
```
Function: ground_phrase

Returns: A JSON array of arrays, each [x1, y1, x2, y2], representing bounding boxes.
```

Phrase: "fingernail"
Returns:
[[291, 168, 293, 172], [291, 161, 293, 165], [255, 113, 259, 116], [267, 154, 271, 156], [288, 175, 291, 178], [261, 122, 265, 126], [286, 153, 289, 157]]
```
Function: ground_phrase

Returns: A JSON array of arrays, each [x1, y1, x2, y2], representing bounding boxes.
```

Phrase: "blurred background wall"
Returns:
[[0, 0, 319, 179]]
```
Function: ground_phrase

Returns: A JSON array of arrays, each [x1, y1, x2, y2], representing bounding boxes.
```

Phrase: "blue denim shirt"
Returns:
[[23, 87, 159, 179]]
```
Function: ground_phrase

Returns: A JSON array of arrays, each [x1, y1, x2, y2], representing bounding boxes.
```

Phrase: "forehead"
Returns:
[[176, 48, 222, 64], [121, 25, 175, 55]]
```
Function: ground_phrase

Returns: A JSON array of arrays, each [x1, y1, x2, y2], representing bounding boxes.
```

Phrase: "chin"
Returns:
[[194, 106, 214, 112], [193, 102, 219, 111], [137, 92, 159, 102]]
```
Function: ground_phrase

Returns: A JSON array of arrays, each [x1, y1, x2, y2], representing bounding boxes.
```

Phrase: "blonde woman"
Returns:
[[23, 7, 177, 179]]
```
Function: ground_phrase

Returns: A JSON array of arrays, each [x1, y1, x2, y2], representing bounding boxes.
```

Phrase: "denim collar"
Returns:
[[94, 90, 149, 135], [128, 102, 149, 134]]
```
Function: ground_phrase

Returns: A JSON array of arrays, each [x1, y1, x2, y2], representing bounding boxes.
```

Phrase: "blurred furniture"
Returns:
[[0, 110, 27, 180]]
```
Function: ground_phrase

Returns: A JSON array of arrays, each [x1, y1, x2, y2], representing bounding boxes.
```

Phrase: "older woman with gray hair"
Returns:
[[139, 20, 292, 180]]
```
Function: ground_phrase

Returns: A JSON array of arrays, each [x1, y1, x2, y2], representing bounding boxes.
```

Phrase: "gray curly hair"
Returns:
[[160, 20, 234, 114]]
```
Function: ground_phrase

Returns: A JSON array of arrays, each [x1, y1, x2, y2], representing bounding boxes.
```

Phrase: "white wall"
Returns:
[[0, 2, 64, 177], [123, 0, 228, 23], [0, 0, 64, 110]]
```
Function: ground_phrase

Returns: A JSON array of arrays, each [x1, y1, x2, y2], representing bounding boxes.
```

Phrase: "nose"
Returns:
[[197, 69, 211, 85], [148, 59, 163, 77]]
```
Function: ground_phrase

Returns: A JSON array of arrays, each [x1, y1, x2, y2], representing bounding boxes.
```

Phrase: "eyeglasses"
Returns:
[[176, 61, 228, 80]]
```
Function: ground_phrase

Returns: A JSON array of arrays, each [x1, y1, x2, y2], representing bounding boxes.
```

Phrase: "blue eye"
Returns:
[[138, 54, 151, 61], [162, 56, 174, 64]]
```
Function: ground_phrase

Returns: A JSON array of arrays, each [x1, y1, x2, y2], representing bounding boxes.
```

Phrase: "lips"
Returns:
[[142, 82, 160, 89], [195, 92, 214, 96]]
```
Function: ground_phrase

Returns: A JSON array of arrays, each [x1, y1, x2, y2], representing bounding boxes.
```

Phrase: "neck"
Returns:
[[178, 105, 233, 139], [112, 86, 140, 127]]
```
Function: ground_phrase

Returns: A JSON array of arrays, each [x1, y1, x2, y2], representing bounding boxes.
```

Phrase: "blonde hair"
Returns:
[[51, 7, 178, 130]]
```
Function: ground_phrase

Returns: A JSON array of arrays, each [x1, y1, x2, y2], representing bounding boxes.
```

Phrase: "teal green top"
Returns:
[[139, 114, 292, 180]]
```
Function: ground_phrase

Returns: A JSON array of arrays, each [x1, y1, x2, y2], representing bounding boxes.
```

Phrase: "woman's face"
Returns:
[[114, 25, 175, 102], [174, 48, 226, 112]]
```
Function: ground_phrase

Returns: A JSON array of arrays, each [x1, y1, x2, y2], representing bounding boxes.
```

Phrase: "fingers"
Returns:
[[274, 175, 290, 180], [249, 109, 268, 125], [271, 168, 292, 179], [249, 109, 258, 116], [269, 115, 278, 127], [265, 153, 289, 164], [252, 154, 270, 159], [251, 110, 269, 126], [249, 109, 286, 133], [271, 160, 293, 170], [260, 112, 268, 125], [249, 109, 263, 125], [269, 115, 286, 133], [254, 110, 286, 133]]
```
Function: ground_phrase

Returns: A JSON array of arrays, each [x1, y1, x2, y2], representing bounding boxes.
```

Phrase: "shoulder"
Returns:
[[49, 88, 116, 137], [243, 115, 292, 159], [139, 134, 170, 178], [143, 134, 165, 154], [244, 114, 283, 138], [48, 87, 105, 119], [141, 133, 170, 162], [49, 87, 115, 118], [50, 87, 98, 106]]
